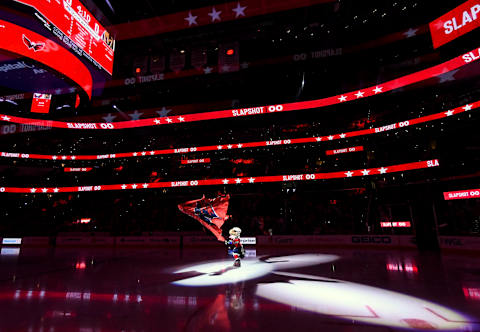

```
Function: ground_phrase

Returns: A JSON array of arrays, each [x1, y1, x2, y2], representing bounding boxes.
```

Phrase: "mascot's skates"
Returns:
[[225, 227, 245, 267]]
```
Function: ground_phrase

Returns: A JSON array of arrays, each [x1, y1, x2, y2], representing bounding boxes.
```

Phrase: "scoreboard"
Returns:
[[14, 0, 115, 74]]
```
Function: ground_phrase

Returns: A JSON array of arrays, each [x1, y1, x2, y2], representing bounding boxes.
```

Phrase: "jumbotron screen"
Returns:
[[14, 0, 115, 74]]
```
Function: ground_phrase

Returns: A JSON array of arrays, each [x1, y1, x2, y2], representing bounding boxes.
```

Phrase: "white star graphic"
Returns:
[[315, 137, 322, 142], [248, 177, 255, 183], [463, 104, 473, 111], [121, 184, 127, 189], [222, 179, 229, 184], [232, 2, 247, 17], [141, 152, 146, 156], [102, 113, 116, 123], [339, 133, 346, 138], [154, 119, 161, 124], [237, 144, 243, 148], [133, 152, 137, 156], [1, 115, 11, 121], [235, 178, 242, 184], [184, 11, 198, 26], [30, 188, 36, 193], [328, 135, 334, 140], [227, 145, 233, 149], [150, 151, 155, 155], [131, 184, 137, 189], [208, 7, 222, 22], [53, 188, 59, 193], [445, 110, 454, 116], [128, 110, 143, 120], [203, 66, 213, 74], [361, 169, 370, 176], [142, 183, 149, 188], [217, 145, 223, 150], [345, 171, 354, 177], [338, 95, 347, 102], [71, 156, 76, 160], [355, 91, 364, 98], [178, 116, 185, 122], [156, 107, 172, 117], [42, 188, 48, 193], [403, 28, 418, 38], [378, 167, 388, 174], [62, 156, 67, 160], [373, 86, 383, 94], [165, 118, 173, 123], [52, 156, 57, 160]]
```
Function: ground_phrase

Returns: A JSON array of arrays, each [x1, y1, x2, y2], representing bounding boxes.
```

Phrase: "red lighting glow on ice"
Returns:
[[386, 262, 418, 274], [0, 45, 478, 129], [463, 287, 480, 300], [0, 160, 439, 194], [380, 221, 411, 228], [430, 0, 480, 48]]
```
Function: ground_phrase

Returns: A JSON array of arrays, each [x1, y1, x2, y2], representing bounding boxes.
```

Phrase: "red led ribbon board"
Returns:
[[0, 100, 475, 161], [443, 189, 480, 200], [0, 45, 478, 129], [0, 160, 439, 194], [326, 146, 364, 155], [181, 158, 210, 164], [14, 0, 115, 74], [380, 222, 411, 228], [0, 20, 93, 98], [64, 167, 92, 172], [31, 93, 51, 114], [430, 0, 480, 49]]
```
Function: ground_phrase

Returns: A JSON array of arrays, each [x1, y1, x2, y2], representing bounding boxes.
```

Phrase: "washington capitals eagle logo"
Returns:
[[22, 34, 45, 52], [194, 203, 220, 225]]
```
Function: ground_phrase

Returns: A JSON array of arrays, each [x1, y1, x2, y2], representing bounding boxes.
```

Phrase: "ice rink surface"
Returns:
[[0, 246, 479, 331]]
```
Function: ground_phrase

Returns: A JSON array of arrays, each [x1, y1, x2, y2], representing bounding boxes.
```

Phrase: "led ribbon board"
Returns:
[[0, 160, 439, 194], [0, 20, 93, 98], [1, 46, 479, 129], [430, 0, 480, 49], [444, 189, 480, 200], [14, 0, 115, 74], [0, 101, 475, 161]]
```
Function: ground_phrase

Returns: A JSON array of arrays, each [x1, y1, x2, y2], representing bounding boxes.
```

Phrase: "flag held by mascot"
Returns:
[[178, 194, 230, 241]]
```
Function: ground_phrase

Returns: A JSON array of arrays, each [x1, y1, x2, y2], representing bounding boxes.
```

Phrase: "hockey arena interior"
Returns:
[[0, 0, 480, 331]]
